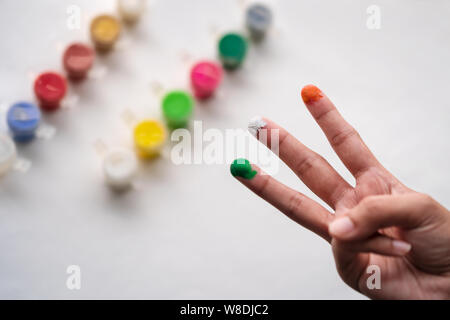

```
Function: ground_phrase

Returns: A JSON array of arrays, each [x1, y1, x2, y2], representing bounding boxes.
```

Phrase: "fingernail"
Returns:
[[301, 84, 323, 104], [329, 217, 355, 237], [392, 240, 412, 255], [248, 116, 266, 138], [230, 158, 257, 180]]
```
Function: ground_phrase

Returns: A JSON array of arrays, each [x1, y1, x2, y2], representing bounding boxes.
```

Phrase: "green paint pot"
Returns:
[[230, 158, 257, 179], [162, 90, 194, 129], [218, 33, 248, 70]]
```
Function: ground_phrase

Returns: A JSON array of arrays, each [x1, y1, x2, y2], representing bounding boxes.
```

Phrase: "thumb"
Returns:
[[329, 193, 439, 241]]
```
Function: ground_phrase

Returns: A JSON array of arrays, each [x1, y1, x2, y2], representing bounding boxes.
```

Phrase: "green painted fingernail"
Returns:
[[230, 158, 257, 179]]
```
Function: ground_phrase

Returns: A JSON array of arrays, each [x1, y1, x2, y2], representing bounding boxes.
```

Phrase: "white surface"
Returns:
[[0, 0, 449, 299]]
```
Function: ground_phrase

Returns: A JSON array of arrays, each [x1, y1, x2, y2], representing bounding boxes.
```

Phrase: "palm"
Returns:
[[332, 168, 415, 298], [356, 251, 422, 299], [335, 169, 449, 299]]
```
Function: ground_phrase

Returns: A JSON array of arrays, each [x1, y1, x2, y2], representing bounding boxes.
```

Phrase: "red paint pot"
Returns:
[[34, 72, 67, 111]]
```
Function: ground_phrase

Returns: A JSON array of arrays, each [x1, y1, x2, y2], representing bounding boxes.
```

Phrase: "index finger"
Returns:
[[230, 159, 333, 241]]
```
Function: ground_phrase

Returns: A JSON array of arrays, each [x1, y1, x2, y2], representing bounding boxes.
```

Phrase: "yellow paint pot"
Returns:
[[90, 15, 121, 52], [134, 120, 166, 159]]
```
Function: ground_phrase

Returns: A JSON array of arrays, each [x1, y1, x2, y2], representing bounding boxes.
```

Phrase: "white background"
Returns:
[[0, 0, 449, 299]]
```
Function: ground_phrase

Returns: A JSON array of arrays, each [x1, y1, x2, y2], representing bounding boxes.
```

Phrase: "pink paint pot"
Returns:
[[190, 61, 223, 100]]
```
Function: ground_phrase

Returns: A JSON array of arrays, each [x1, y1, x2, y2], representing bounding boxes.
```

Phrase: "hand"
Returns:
[[231, 85, 450, 299]]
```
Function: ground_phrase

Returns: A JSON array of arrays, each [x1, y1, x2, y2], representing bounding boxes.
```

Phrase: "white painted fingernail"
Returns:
[[392, 240, 412, 255], [329, 217, 355, 237], [248, 116, 266, 138]]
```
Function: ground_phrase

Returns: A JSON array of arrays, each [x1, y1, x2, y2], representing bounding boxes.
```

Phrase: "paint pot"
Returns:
[[134, 120, 166, 159], [245, 3, 272, 42], [34, 72, 67, 111], [218, 33, 248, 70], [103, 148, 138, 189], [190, 61, 223, 100], [7, 102, 41, 143], [0, 134, 17, 177], [90, 15, 121, 52], [161, 91, 194, 129], [117, 0, 146, 24], [63, 43, 95, 80]]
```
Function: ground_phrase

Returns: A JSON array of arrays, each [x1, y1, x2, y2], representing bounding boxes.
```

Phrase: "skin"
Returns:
[[232, 85, 450, 299]]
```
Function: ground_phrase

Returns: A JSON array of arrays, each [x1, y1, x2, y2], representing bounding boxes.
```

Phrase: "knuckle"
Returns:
[[330, 128, 359, 148], [417, 193, 436, 210], [360, 196, 380, 213], [286, 192, 305, 218], [277, 132, 289, 150], [315, 108, 334, 123], [293, 155, 321, 177], [330, 187, 352, 207]]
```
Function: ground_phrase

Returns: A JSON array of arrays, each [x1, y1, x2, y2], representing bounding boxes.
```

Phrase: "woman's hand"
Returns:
[[231, 85, 450, 299]]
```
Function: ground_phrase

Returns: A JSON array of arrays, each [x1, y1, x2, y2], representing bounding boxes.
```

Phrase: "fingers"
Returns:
[[248, 117, 353, 209], [329, 193, 439, 241], [230, 159, 333, 241], [301, 84, 382, 178], [334, 236, 411, 257]]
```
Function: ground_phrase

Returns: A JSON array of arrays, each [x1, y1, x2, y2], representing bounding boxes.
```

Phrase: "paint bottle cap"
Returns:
[[34, 72, 67, 111], [162, 91, 194, 128], [190, 61, 223, 100], [7, 102, 41, 142], [246, 3, 272, 41], [103, 148, 138, 189], [0, 134, 17, 177], [90, 15, 121, 52], [218, 33, 248, 70], [63, 43, 95, 80], [117, 0, 145, 24], [134, 120, 166, 159]]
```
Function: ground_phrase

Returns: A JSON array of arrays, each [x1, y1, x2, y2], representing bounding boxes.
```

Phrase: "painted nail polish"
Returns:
[[230, 158, 257, 180], [248, 116, 267, 138], [301, 85, 323, 104]]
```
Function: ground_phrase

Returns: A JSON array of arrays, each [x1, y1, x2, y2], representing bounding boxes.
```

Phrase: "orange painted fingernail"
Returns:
[[301, 85, 323, 104]]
